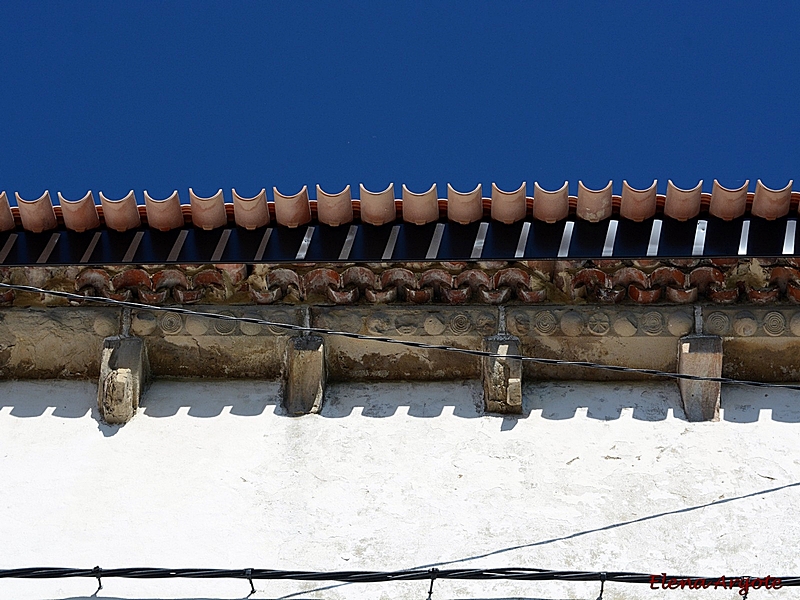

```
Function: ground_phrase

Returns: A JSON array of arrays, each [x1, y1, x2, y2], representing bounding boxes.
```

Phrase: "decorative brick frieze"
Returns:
[[0, 304, 799, 383], [506, 307, 694, 338], [703, 309, 799, 338], [130, 307, 302, 338], [312, 306, 498, 338]]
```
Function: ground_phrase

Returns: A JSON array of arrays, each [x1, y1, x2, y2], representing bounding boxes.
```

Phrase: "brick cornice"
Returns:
[[0, 257, 798, 308]]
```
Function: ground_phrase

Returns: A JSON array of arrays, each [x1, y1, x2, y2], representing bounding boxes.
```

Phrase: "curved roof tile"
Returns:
[[316, 184, 353, 227], [1, 179, 797, 236], [144, 190, 183, 231], [273, 186, 311, 228], [232, 189, 269, 230], [446, 183, 482, 225], [752, 180, 792, 220], [533, 182, 569, 223], [16, 191, 57, 233], [99, 190, 141, 232], [620, 180, 657, 222], [58, 191, 100, 233], [189, 188, 227, 231], [0, 192, 15, 232], [490, 182, 526, 224], [576, 181, 612, 222], [359, 183, 396, 226], [402, 184, 439, 225], [709, 180, 748, 221], [664, 180, 702, 221]]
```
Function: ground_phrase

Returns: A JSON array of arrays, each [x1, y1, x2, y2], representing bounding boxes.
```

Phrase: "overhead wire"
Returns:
[[1, 566, 797, 585], [1, 281, 799, 391]]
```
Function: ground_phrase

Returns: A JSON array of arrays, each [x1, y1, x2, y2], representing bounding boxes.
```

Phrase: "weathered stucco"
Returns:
[[0, 304, 799, 382]]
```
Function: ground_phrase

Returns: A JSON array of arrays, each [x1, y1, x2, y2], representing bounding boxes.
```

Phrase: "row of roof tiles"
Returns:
[[13, 259, 798, 307], [2, 180, 797, 234]]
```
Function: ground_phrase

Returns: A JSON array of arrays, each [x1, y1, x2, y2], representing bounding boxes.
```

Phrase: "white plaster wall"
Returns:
[[1, 379, 800, 600]]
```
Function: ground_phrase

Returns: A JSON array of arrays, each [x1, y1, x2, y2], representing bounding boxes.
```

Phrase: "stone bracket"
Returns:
[[482, 335, 522, 414], [678, 334, 722, 422], [283, 335, 326, 416], [98, 336, 150, 425]]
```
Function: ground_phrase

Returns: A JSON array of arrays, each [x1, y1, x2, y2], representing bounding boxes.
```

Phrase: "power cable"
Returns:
[[0, 566, 795, 586], [1, 281, 799, 391]]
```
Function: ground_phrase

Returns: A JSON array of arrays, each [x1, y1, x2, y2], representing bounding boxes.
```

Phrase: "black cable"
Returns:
[[426, 568, 438, 600], [1, 567, 798, 585], [1, 281, 800, 391]]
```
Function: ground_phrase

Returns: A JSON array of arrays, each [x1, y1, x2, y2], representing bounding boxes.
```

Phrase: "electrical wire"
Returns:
[[1, 566, 798, 585], [1, 281, 799, 391]]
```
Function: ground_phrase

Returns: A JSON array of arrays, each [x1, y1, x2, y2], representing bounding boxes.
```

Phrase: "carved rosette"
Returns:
[[506, 308, 693, 337]]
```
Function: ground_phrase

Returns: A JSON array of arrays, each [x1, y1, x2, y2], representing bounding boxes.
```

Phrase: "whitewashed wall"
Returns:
[[1, 379, 798, 600]]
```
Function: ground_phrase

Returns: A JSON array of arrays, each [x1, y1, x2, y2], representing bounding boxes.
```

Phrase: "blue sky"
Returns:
[[0, 1, 797, 202]]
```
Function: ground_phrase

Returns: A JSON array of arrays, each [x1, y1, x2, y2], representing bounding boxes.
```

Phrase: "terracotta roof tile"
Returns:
[[752, 179, 793, 220], [16, 191, 57, 233], [57, 191, 100, 233], [144, 190, 183, 231], [231, 188, 269, 229], [576, 181, 613, 223], [533, 182, 569, 223], [709, 180, 748, 221], [189, 188, 227, 230], [359, 183, 396, 226], [316, 184, 353, 227], [1, 182, 799, 265], [0, 192, 15, 232], [273, 185, 312, 227], [664, 180, 702, 221], [446, 183, 482, 225], [619, 180, 657, 222], [0, 257, 794, 308], [99, 190, 141, 232], [402, 184, 439, 225], [4, 180, 799, 235], [490, 182, 526, 224]]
